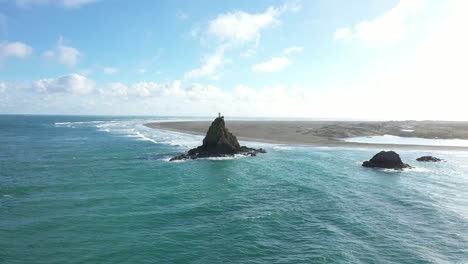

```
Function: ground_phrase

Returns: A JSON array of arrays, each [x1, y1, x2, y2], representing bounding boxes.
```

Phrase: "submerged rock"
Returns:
[[362, 151, 411, 170], [416, 156, 442, 162], [170, 116, 266, 161]]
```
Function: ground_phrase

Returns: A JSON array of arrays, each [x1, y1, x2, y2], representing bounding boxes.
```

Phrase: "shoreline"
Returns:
[[145, 120, 468, 152]]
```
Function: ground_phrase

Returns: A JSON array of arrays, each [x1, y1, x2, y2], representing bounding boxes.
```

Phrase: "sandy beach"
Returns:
[[145, 120, 468, 151]]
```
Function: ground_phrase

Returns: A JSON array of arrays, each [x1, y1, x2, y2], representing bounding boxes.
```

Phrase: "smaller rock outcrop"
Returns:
[[416, 156, 442, 162], [362, 151, 411, 170], [170, 116, 266, 161]]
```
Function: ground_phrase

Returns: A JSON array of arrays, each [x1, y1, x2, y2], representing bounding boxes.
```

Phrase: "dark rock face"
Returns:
[[416, 156, 442, 162], [170, 116, 266, 161], [362, 151, 411, 170], [201, 116, 241, 154]]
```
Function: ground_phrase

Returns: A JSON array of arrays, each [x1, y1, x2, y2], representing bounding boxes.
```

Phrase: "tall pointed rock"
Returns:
[[201, 116, 241, 154], [170, 115, 265, 161]]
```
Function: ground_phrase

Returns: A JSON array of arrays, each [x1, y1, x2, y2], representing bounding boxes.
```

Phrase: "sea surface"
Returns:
[[342, 135, 468, 147], [1, 115, 468, 264]]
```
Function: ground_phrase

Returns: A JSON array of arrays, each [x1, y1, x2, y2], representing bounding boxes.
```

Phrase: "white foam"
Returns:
[[166, 158, 186, 163], [381, 168, 406, 173], [404, 166, 432, 173], [203, 154, 247, 160], [55, 121, 107, 126], [164, 154, 248, 162], [341, 135, 468, 147], [273, 145, 297, 150], [54, 118, 267, 149]]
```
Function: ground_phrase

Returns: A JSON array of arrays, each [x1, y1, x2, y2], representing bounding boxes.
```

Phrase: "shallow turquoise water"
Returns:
[[1, 115, 468, 264], [342, 134, 468, 147]]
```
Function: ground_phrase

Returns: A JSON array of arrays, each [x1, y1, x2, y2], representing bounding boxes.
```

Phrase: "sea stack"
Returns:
[[362, 151, 411, 170], [170, 115, 266, 161]]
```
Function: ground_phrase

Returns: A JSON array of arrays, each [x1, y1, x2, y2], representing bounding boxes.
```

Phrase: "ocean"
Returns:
[[1, 115, 467, 264]]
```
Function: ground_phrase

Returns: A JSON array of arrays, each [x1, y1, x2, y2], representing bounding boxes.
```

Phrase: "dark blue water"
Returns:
[[1, 115, 467, 263]]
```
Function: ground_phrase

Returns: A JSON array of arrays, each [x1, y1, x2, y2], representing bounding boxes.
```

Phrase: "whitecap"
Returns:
[[381, 168, 406, 173], [273, 145, 297, 150], [403, 166, 432, 173], [341, 135, 468, 147], [55, 120, 107, 126], [203, 154, 248, 160]]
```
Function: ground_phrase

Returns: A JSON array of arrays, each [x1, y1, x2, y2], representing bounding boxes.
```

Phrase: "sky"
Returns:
[[0, 0, 467, 120]]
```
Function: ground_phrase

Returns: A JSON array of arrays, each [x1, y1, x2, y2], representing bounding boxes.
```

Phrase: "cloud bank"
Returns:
[[334, 0, 424, 43], [32, 74, 95, 94]]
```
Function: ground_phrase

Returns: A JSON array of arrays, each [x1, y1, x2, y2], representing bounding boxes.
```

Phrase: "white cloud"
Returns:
[[184, 46, 229, 79], [282, 1, 302, 13], [96, 80, 316, 117], [209, 74, 221, 81], [101, 82, 128, 97], [100, 81, 227, 102], [103, 67, 119, 74], [32, 74, 95, 94], [251, 57, 291, 73], [207, 6, 281, 44], [206, 2, 300, 45], [100, 81, 183, 98], [0, 82, 6, 93], [334, 0, 424, 43], [17, 0, 99, 8], [138, 68, 147, 73], [43, 37, 82, 66], [283, 46, 303, 55], [232, 84, 312, 116], [80, 99, 96, 109], [0, 41, 33, 59], [333, 28, 351, 40]]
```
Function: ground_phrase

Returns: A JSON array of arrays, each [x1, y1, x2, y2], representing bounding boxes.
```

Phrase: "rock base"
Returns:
[[170, 146, 266, 161], [170, 116, 266, 161], [362, 151, 412, 170]]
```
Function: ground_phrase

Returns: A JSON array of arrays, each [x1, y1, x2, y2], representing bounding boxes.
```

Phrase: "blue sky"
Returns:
[[0, 0, 467, 119]]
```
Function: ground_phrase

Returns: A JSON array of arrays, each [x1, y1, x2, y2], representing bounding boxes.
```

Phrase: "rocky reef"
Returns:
[[170, 116, 266, 161], [362, 151, 412, 170], [416, 156, 442, 162]]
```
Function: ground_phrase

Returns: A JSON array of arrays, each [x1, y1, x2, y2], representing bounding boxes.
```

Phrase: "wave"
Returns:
[[403, 166, 432, 173], [203, 154, 248, 160], [55, 121, 108, 126], [161, 154, 248, 162], [342, 134, 468, 147], [55, 118, 202, 148], [125, 131, 158, 144]]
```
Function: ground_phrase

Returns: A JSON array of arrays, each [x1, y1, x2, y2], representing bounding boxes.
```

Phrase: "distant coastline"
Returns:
[[145, 120, 468, 151]]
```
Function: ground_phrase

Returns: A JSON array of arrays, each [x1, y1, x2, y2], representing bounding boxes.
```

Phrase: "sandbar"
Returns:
[[145, 120, 468, 151]]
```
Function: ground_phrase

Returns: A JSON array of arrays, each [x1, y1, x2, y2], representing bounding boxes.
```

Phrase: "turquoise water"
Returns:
[[342, 135, 468, 147], [1, 115, 468, 264]]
